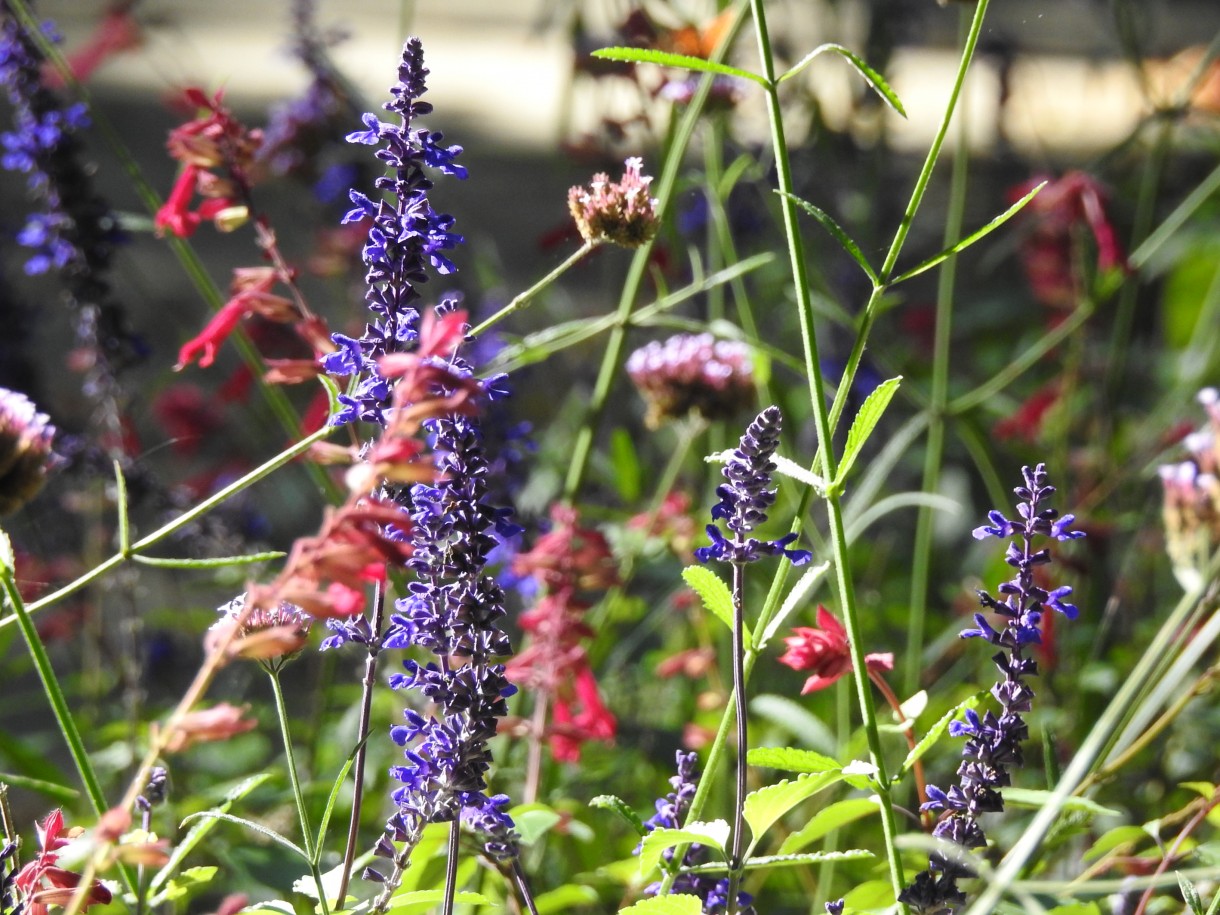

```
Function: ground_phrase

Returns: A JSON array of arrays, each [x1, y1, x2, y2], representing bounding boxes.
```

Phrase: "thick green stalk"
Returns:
[[0, 566, 138, 897], [904, 17, 972, 697], [267, 668, 331, 915], [747, 0, 905, 900]]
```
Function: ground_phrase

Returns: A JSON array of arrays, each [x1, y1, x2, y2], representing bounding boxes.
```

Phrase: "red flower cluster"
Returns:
[[778, 605, 894, 694], [506, 506, 620, 762], [1012, 171, 1128, 311], [12, 811, 112, 915]]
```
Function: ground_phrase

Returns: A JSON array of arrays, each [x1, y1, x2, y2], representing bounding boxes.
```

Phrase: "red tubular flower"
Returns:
[[13, 810, 113, 915], [994, 382, 1060, 443], [778, 605, 894, 694], [43, 7, 143, 89]]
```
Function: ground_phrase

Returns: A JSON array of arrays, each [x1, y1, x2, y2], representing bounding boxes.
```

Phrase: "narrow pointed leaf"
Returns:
[[682, 566, 751, 649], [778, 43, 906, 116], [769, 453, 829, 493], [891, 182, 1046, 284], [178, 811, 308, 862], [618, 895, 705, 915], [1180, 874, 1204, 915], [779, 798, 879, 854], [837, 376, 902, 487], [757, 561, 830, 650], [638, 821, 729, 877], [685, 849, 873, 872], [1000, 787, 1121, 817], [742, 772, 844, 849], [591, 794, 649, 837], [591, 46, 766, 87], [315, 753, 357, 854], [747, 747, 841, 774], [781, 192, 879, 285], [900, 692, 985, 777]]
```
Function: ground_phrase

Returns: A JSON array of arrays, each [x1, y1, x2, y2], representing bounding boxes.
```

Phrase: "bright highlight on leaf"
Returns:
[[591, 46, 766, 86]]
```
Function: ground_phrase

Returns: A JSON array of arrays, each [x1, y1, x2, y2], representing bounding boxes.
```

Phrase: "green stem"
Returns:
[[824, 0, 993, 439], [1, 425, 332, 631], [726, 561, 748, 915], [0, 566, 138, 897], [747, 0, 906, 901], [563, 0, 751, 501], [904, 17, 972, 698], [266, 668, 331, 915], [468, 242, 598, 338]]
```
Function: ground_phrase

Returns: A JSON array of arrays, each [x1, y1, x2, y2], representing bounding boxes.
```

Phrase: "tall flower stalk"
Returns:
[[695, 406, 809, 914], [900, 464, 1083, 914]]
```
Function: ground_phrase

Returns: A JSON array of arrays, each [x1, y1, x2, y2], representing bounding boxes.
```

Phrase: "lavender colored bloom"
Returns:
[[638, 752, 754, 915], [320, 37, 467, 427], [627, 333, 755, 428], [695, 406, 811, 566], [0, 6, 141, 432], [0, 385, 56, 514], [899, 464, 1083, 915]]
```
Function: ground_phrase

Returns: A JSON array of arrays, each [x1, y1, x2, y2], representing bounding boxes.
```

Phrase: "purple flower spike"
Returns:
[[900, 464, 1084, 914], [695, 407, 811, 567]]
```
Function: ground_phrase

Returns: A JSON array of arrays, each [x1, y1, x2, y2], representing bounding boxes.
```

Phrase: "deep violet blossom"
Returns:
[[899, 464, 1083, 914], [695, 406, 811, 566], [638, 751, 755, 915], [319, 36, 467, 427]]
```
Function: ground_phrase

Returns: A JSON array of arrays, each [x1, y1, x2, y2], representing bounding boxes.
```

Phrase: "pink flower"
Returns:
[[13, 810, 113, 915], [163, 703, 258, 752], [779, 605, 894, 694]]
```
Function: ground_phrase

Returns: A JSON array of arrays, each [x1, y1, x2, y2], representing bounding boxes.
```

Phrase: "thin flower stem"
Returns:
[[522, 689, 550, 805], [267, 668, 331, 915], [1132, 789, 1220, 915], [442, 819, 460, 915], [336, 581, 387, 907], [0, 424, 332, 631], [563, 0, 750, 501], [0, 568, 139, 894], [511, 858, 540, 915], [727, 560, 748, 915], [867, 669, 930, 825], [823, 0, 993, 440], [747, 0, 906, 901], [904, 20, 972, 699], [468, 241, 597, 338]]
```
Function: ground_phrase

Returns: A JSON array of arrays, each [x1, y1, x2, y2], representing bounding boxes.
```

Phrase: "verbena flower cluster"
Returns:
[[568, 156, 659, 248], [1159, 387, 1220, 587], [900, 464, 1083, 914], [695, 406, 810, 566], [639, 751, 755, 915], [320, 36, 466, 427], [626, 333, 755, 428]]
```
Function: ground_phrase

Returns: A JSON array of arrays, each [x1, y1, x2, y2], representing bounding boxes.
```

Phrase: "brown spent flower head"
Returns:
[[206, 592, 312, 662], [0, 387, 56, 515], [626, 333, 755, 427], [568, 156, 659, 248]]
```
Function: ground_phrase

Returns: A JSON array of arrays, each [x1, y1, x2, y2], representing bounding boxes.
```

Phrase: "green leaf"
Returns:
[[844, 879, 896, 910], [779, 43, 906, 116], [890, 182, 1046, 284], [383, 891, 491, 914], [750, 695, 836, 753], [534, 884, 600, 915], [747, 747, 841, 774], [610, 429, 642, 503], [618, 895, 705, 915], [1046, 904, 1102, 915], [837, 376, 902, 488], [151, 867, 219, 904], [0, 771, 78, 803], [742, 773, 844, 850], [150, 773, 273, 895], [591, 794, 649, 837], [638, 821, 729, 877], [0, 528, 12, 571], [315, 753, 357, 855], [591, 46, 766, 87], [178, 811, 309, 862], [781, 192, 879, 285], [686, 850, 872, 872], [1000, 787, 1121, 817], [1082, 824, 1149, 862], [511, 803, 564, 845], [1180, 874, 1204, 915], [778, 798, 879, 855], [900, 692, 985, 777], [681, 566, 751, 649], [757, 561, 830, 650], [319, 373, 342, 421], [133, 551, 285, 569]]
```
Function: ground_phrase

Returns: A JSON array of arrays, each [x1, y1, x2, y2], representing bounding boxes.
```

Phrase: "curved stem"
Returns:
[[470, 242, 598, 338], [336, 581, 387, 906]]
